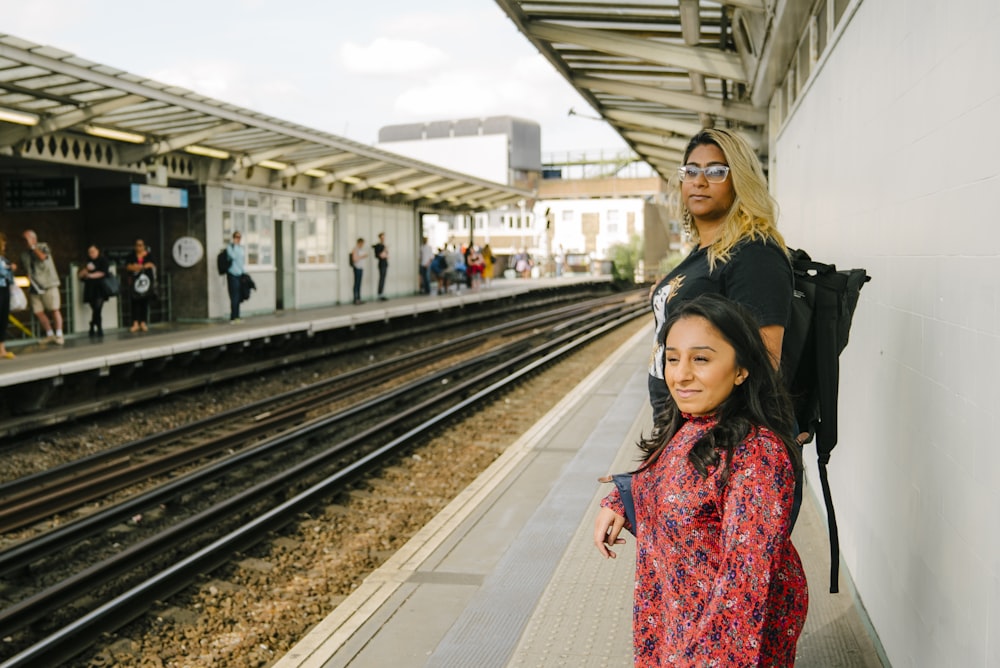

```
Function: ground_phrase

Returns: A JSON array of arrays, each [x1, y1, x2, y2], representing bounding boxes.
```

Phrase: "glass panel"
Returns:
[[233, 189, 245, 206], [260, 214, 273, 265], [247, 191, 259, 208], [296, 219, 307, 264]]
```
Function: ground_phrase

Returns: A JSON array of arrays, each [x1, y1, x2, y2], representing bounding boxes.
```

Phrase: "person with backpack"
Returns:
[[595, 294, 807, 667], [648, 129, 793, 418], [224, 231, 245, 323], [648, 128, 800, 523], [125, 238, 156, 333], [350, 237, 367, 305]]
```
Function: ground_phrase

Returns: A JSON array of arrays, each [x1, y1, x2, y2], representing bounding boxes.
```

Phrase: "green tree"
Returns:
[[609, 234, 644, 284]]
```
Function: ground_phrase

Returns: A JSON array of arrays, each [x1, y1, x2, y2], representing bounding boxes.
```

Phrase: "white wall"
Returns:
[[343, 202, 419, 302], [376, 134, 509, 185], [772, 1, 1000, 665]]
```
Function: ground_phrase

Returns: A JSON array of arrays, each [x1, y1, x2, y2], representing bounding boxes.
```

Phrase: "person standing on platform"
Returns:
[[20, 229, 64, 344], [225, 231, 245, 323], [647, 128, 792, 420], [595, 293, 807, 668], [0, 232, 16, 359], [372, 232, 389, 301], [482, 244, 495, 287], [419, 236, 434, 295], [124, 238, 156, 333], [350, 237, 368, 305], [77, 244, 110, 338], [466, 246, 484, 290], [646, 128, 800, 526]]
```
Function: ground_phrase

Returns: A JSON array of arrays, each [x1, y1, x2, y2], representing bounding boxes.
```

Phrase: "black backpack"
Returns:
[[781, 248, 871, 593], [217, 247, 231, 275]]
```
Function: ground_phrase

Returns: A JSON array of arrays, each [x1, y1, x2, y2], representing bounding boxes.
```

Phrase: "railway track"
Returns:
[[0, 290, 647, 667]]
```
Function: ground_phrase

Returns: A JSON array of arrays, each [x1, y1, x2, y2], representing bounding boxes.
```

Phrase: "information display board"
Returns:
[[2, 177, 79, 210]]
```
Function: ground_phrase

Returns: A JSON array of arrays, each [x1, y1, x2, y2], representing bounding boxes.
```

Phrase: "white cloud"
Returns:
[[340, 38, 448, 76]]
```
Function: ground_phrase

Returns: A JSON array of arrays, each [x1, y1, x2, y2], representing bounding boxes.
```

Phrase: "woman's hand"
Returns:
[[594, 506, 626, 559]]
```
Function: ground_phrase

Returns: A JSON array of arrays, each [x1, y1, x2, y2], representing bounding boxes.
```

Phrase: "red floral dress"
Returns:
[[601, 414, 808, 667]]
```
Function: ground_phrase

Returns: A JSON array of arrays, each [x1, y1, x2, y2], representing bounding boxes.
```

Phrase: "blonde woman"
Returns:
[[648, 128, 792, 418]]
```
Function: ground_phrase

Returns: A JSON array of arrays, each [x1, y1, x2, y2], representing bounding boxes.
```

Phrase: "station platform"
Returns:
[[0, 277, 606, 393], [274, 327, 887, 668]]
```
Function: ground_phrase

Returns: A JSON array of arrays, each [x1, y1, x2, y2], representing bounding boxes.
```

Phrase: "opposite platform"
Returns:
[[274, 326, 886, 667], [0, 277, 605, 389]]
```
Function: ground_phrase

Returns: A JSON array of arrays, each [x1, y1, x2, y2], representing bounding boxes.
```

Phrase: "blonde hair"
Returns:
[[671, 128, 788, 270]]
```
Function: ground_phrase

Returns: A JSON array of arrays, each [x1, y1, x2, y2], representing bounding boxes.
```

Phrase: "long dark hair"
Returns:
[[638, 293, 801, 483]]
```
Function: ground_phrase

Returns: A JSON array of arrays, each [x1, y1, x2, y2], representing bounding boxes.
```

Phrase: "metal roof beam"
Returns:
[[351, 167, 422, 191], [402, 179, 466, 201], [0, 93, 145, 147], [725, 0, 766, 11], [527, 21, 747, 83], [118, 120, 244, 165], [605, 110, 763, 152], [392, 174, 448, 191], [437, 183, 490, 199], [604, 108, 703, 139], [578, 76, 767, 125], [620, 131, 690, 153], [277, 151, 358, 178], [625, 142, 685, 165], [320, 160, 387, 185]]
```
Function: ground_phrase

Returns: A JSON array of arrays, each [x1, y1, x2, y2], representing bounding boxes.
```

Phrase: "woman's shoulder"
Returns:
[[731, 236, 788, 260], [732, 425, 790, 466]]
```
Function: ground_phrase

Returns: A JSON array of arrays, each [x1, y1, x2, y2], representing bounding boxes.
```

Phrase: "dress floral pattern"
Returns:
[[602, 414, 807, 666]]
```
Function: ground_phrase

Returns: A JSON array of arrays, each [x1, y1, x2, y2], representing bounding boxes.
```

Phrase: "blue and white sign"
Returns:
[[130, 183, 189, 208]]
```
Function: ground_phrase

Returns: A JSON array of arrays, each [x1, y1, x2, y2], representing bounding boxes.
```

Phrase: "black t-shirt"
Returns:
[[372, 243, 387, 266], [648, 238, 792, 410]]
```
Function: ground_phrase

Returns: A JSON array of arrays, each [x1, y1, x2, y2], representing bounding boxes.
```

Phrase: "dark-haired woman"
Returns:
[[125, 239, 155, 333], [0, 232, 15, 359], [77, 244, 110, 337], [595, 293, 807, 667]]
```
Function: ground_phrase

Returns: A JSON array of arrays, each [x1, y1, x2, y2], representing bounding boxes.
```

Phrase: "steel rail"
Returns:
[[0, 288, 602, 439], [0, 296, 642, 578], [0, 302, 645, 667]]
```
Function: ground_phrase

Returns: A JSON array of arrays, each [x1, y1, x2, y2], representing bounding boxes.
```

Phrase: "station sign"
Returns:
[[130, 183, 189, 208], [2, 177, 79, 211]]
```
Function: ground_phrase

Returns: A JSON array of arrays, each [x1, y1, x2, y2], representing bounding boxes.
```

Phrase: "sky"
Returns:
[[2, 0, 629, 157]]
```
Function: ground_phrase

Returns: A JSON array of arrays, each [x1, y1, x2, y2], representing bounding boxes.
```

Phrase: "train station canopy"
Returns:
[[0, 35, 531, 212], [496, 0, 807, 180]]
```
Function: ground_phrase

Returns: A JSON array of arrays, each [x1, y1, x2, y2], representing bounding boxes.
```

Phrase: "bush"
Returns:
[[608, 234, 643, 284]]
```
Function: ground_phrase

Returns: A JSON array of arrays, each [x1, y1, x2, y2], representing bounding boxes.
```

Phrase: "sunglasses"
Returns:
[[678, 164, 731, 183]]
